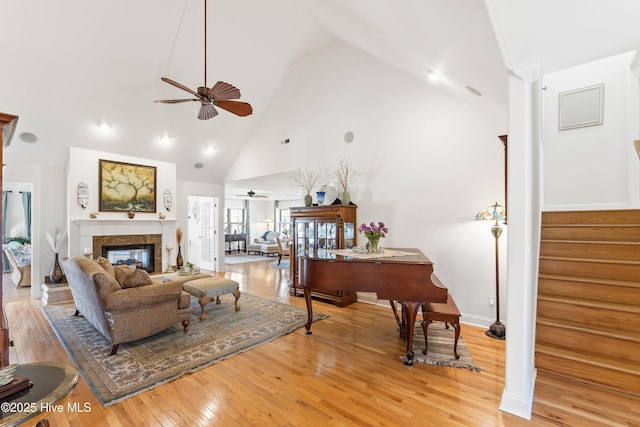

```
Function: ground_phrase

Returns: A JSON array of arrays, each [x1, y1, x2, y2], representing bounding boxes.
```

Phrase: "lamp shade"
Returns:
[[475, 202, 506, 222]]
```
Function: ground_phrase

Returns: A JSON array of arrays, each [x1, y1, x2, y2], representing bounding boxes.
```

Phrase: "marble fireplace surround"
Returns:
[[93, 234, 161, 274], [71, 219, 177, 274]]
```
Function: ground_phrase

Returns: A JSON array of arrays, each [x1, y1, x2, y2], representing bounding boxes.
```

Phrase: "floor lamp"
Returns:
[[476, 202, 506, 340]]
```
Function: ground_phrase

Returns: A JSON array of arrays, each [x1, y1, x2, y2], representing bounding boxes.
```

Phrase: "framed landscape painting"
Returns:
[[99, 159, 157, 212]]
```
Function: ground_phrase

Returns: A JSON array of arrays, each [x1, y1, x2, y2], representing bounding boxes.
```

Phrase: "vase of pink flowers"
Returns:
[[358, 221, 388, 253]]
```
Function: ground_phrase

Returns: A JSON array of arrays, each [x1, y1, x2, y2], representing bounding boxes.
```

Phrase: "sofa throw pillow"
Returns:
[[261, 231, 270, 240], [74, 257, 121, 299], [96, 256, 116, 278], [114, 265, 153, 288]]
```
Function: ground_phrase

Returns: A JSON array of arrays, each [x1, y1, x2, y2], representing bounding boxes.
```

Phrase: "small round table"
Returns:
[[0, 363, 79, 427]]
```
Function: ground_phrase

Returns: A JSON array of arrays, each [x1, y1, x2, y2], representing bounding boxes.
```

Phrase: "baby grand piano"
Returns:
[[299, 248, 448, 365]]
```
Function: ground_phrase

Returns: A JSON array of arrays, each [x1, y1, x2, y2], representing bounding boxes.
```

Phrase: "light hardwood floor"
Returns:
[[2, 263, 632, 426]]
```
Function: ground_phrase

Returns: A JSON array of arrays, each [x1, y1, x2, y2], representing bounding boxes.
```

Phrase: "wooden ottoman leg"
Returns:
[[198, 294, 209, 321], [422, 319, 432, 355], [233, 288, 241, 311], [452, 322, 460, 359], [215, 296, 221, 304], [182, 319, 190, 333]]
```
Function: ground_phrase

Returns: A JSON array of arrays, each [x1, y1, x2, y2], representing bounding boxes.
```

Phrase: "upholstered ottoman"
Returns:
[[247, 243, 262, 255], [181, 277, 241, 321]]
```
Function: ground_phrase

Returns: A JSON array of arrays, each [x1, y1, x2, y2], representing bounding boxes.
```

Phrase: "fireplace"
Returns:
[[93, 234, 162, 274], [102, 243, 155, 273]]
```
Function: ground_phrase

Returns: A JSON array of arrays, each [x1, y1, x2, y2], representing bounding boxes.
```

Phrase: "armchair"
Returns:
[[275, 237, 290, 265], [247, 231, 281, 256], [3, 244, 31, 288], [61, 256, 191, 355]]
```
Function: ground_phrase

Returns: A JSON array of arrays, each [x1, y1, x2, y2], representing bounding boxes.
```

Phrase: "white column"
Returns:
[[499, 60, 543, 419]]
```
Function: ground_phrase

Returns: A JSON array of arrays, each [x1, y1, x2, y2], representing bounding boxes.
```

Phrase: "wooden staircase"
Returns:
[[536, 210, 640, 405]]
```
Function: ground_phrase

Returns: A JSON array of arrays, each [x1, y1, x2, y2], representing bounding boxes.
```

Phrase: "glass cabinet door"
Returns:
[[317, 221, 337, 251], [296, 220, 315, 257], [344, 222, 355, 248]]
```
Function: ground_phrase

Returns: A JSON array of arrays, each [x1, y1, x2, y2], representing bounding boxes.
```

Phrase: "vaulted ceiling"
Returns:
[[2, 0, 640, 190]]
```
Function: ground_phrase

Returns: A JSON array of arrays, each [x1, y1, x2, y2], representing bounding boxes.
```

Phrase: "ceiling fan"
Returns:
[[237, 190, 268, 199], [155, 0, 253, 120]]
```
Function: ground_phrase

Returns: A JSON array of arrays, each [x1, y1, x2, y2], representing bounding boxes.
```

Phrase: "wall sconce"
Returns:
[[77, 182, 89, 209]]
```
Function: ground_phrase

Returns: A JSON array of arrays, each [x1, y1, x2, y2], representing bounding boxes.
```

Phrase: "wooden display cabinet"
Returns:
[[289, 204, 358, 306]]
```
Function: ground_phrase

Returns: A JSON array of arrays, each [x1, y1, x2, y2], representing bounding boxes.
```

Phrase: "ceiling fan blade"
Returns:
[[208, 81, 241, 100], [198, 103, 218, 120], [161, 77, 200, 98], [214, 100, 253, 117], [155, 99, 198, 104]]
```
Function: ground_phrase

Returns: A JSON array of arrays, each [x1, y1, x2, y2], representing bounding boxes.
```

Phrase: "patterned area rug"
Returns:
[[409, 322, 482, 371], [43, 293, 327, 406]]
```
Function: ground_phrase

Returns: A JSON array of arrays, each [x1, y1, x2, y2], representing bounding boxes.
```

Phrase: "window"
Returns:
[[277, 208, 291, 237], [224, 208, 246, 234]]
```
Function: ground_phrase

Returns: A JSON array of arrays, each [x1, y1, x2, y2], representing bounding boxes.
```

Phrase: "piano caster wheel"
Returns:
[[404, 360, 413, 367], [305, 330, 313, 335]]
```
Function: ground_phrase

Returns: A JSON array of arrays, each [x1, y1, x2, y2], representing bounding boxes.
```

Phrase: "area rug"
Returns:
[[43, 293, 327, 406], [225, 254, 274, 264], [407, 322, 482, 371], [270, 259, 290, 269]]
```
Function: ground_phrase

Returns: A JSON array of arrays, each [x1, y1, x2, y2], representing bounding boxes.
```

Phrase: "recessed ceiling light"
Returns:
[[19, 132, 38, 143], [194, 162, 204, 169], [465, 85, 482, 96], [204, 145, 215, 156], [426, 69, 440, 82], [160, 133, 171, 144], [97, 121, 112, 133]]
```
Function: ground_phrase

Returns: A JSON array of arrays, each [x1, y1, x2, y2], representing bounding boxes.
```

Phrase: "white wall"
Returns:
[[67, 147, 177, 221], [226, 41, 508, 325], [3, 161, 66, 298], [177, 180, 225, 271], [543, 51, 636, 210]]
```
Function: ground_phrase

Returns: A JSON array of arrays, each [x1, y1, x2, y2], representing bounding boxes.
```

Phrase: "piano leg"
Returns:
[[304, 287, 313, 335], [399, 301, 422, 366]]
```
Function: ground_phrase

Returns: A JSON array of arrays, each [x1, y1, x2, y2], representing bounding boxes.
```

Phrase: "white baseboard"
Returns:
[[499, 368, 537, 420]]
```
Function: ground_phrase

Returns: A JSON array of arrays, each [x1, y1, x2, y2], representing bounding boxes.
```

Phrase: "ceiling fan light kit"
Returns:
[[155, 0, 252, 120]]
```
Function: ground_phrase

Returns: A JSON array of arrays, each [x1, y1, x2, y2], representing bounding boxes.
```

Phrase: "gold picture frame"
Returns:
[[99, 159, 157, 212]]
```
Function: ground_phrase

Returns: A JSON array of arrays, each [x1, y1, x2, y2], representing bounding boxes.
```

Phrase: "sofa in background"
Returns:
[[247, 231, 280, 256], [61, 256, 191, 355]]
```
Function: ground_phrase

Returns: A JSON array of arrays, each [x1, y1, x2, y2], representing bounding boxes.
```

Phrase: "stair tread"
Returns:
[[538, 273, 640, 288], [541, 238, 640, 244], [536, 317, 640, 342], [536, 343, 640, 375], [534, 372, 640, 426], [537, 293, 640, 313], [540, 255, 640, 265]]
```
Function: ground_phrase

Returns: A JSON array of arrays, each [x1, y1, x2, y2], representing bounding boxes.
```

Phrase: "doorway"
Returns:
[[187, 195, 218, 272]]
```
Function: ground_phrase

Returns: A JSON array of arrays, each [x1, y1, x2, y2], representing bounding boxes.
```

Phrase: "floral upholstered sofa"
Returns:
[[247, 231, 280, 256], [61, 256, 192, 355]]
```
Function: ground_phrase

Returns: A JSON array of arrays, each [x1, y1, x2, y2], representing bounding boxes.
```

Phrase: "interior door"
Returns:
[[188, 196, 218, 272]]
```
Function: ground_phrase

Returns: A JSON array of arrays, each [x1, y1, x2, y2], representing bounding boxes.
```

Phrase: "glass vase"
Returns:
[[176, 245, 184, 270], [50, 253, 63, 283], [304, 194, 312, 207], [341, 191, 351, 206], [367, 236, 381, 253]]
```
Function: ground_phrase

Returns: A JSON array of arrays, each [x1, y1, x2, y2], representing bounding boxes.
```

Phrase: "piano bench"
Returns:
[[422, 293, 461, 360]]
